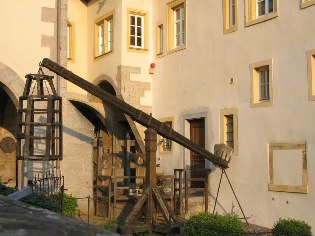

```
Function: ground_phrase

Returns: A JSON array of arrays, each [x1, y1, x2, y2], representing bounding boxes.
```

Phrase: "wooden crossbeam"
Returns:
[[41, 58, 228, 169]]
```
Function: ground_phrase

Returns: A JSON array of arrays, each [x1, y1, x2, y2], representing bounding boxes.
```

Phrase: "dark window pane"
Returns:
[[137, 17, 142, 26], [130, 36, 135, 46], [137, 27, 142, 36], [137, 37, 142, 47], [269, 0, 274, 12], [130, 16, 135, 25], [130, 26, 135, 36]]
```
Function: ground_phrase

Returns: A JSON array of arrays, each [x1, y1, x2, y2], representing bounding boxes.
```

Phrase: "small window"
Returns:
[[67, 23, 75, 61], [95, 12, 114, 58], [258, 67, 270, 101], [96, 22, 105, 56], [250, 59, 273, 107], [245, 0, 278, 27], [220, 109, 238, 155], [174, 5, 185, 47], [130, 14, 144, 49], [225, 115, 234, 149], [301, 0, 315, 8], [156, 24, 164, 55], [167, 0, 186, 52], [307, 49, 315, 100], [223, 0, 238, 34], [159, 118, 174, 154], [256, 0, 274, 17], [128, 9, 148, 52]]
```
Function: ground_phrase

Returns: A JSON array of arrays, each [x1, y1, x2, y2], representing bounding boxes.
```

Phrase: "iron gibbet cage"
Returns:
[[17, 70, 62, 161]]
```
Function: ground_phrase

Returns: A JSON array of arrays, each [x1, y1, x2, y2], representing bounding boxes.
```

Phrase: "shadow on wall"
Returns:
[[63, 126, 93, 144]]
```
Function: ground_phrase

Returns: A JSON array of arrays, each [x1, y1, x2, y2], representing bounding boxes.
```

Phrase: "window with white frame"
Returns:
[[130, 14, 144, 49], [258, 67, 270, 101], [223, 0, 238, 34], [250, 59, 273, 107], [167, 0, 186, 52], [256, 0, 274, 17], [107, 17, 113, 52], [245, 0, 278, 26], [96, 22, 105, 56], [95, 13, 114, 57], [174, 5, 185, 47]]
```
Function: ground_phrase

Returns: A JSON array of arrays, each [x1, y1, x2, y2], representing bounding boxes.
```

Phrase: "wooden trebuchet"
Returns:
[[41, 58, 228, 169]]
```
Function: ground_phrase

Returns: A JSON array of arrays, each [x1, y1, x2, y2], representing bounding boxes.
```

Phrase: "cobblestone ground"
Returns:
[[0, 195, 120, 236]]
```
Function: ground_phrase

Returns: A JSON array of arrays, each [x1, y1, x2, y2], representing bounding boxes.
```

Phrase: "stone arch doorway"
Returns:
[[0, 83, 18, 187]]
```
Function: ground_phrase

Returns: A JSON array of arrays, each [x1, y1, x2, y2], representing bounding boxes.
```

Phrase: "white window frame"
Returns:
[[245, 0, 278, 27], [256, 0, 274, 17], [97, 22, 105, 56], [130, 14, 145, 49], [174, 5, 185, 48], [94, 12, 114, 58], [258, 67, 270, 101], [250, 59, 273, 108], [107, 18, 113, 52]]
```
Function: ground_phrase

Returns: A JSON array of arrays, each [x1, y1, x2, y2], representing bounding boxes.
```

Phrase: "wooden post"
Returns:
[[124, 133, 131, 194], [145, 128, 157, 186], [145, 128, 157, 233]]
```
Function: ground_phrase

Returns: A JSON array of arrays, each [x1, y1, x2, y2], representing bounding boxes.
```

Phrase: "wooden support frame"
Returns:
[[120, 128, 179, 235]]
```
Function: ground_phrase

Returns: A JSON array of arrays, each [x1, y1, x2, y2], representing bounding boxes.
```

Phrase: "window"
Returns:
[[67, 23, 75, 61], [269, 143, 308, 194], [94, 12, 114, 57], [156, 24, 164, 55], [223, 0, 238, 34], [158, 118, 173, 154], [245, 0, 278, 26], [128, 9, 148, 52], [250, 59, 273, 107], [220, 109, 238, 155], [256, 0, 274, 17], [130, 14, 144, 49], [301, 0, 315, 8], [174, 5, 184, 47], [307, 49, 315, 100], [167, 0, 186, 52], [258, 67, 270, 101]]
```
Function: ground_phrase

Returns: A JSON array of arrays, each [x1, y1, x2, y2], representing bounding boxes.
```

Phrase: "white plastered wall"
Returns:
[[152, 0, 315, 231]]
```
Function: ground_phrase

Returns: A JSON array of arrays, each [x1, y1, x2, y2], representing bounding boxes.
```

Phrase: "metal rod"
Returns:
[[213, 169, 224, 214], [223, 170, 248, 225]]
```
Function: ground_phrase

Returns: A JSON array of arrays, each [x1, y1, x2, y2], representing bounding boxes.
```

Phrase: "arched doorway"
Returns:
[[0, 84, 17, 187]]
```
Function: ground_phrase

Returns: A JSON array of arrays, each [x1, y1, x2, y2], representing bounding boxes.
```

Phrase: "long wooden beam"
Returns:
[[41, 58, 228, 169]]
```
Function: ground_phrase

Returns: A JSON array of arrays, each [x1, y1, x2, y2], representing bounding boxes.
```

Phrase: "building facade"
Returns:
[[0, 0, 315, 232]]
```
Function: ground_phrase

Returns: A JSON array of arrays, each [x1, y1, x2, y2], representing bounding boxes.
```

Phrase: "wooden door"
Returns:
[[189, 118, 205, 188]]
